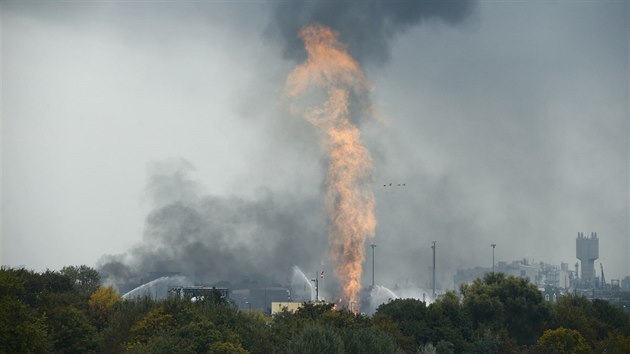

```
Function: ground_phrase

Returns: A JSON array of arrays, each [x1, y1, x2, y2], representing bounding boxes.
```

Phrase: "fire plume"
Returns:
[[285, 25, 376, 310]]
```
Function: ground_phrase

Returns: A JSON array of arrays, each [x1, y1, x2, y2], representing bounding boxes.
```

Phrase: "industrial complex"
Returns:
[[112, 231, 630, 315], [455, 232, 630, 310]]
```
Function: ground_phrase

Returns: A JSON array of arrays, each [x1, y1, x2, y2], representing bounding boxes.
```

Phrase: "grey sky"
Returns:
[[2, 1, 628, 289], [269, 0, 475, 64]]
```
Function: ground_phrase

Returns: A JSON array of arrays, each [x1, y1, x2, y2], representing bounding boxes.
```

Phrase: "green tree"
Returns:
[[47, 305, 97, 354], [207, 341, 249, 354], [285, 323, 345, 354], [99, 296, 157, 353], [461, 273, 550, 345], [294, 301, 335, 320], [342, 327, 403, 354], [0, 268, 25, 297], [271, 302, 337, 351], [416, 343, 436, 354], [470, 329, 500, 354], [594, 334, 630, 354], [21, 269, 74, 309], [232, 311, 272, 354], [60, 265, 101, 297], [0, 296, 51, 353], [126, 334, 196, 354], [537, 327, 592, 354], [129, 305, 176, 342], [549, 295, 596, 344], [550, 295, 630, 348], [374, 298, 431, 352], [426, 292, 472, 353], [373, 314, 415, 352], [119, 296, 255, 354], [89, 286, 121, 329], [434, 340, 454, 354]]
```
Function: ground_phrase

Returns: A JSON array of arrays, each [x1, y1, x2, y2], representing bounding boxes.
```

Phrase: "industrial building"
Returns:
[[168, 286, 229, 300], [454, 232, 630, 313], [455, 232, 603, 291], [231, 287, 292, 314], [271, 302, 304, 315], [454, 259, 572, 291], [576, 232, 599, 288]]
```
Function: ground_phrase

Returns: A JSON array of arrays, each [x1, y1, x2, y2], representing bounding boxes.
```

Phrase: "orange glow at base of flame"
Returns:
[[285, 24, 376, 312]]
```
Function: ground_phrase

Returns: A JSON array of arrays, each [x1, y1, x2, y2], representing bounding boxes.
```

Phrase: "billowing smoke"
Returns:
[[98, 1, 480, 294], [285, 25, 376, 309], [268, 0, 476, 65], [98, 159, 328, 291]]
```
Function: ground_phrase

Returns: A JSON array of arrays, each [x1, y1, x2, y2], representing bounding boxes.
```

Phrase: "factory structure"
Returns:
[[117, 274, 303, 315], [576, 232, 599, 288], [168, 286, 230, 300], [455, 232, 603, 291], [454, 258, 573, 291], [113, 231, 630, 315], [454, 232, 630, 311]]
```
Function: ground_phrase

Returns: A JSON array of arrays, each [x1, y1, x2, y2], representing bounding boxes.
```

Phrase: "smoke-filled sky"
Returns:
[[2, 1, 628, 289]]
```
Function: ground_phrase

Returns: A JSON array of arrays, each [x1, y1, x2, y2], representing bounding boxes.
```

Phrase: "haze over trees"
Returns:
[[1, 267, 629, 353]]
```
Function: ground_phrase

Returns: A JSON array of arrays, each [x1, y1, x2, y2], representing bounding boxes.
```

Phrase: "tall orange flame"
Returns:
[[285, 25, 376, 310]]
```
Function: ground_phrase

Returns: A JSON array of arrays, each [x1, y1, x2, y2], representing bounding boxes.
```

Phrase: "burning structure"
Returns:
[[285, 25, 376, 310]]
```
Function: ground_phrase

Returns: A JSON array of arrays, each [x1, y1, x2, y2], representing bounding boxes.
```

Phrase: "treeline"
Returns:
[[2, 268, 630, 354]]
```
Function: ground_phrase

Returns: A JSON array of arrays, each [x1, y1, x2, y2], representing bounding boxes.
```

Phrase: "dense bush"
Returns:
[[1, 268, 630, 353]]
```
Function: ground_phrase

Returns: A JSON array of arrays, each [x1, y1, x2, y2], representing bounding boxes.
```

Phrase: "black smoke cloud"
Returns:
[[98, 159, 328, 291], [268, 0, 476, 65]]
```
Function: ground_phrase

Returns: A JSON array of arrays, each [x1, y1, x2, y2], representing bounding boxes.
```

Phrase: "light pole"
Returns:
[[431, 241, 436, 298], [371, 243, 376, 289], [491, 244, 496, 274], [311, 273, 319, 301]]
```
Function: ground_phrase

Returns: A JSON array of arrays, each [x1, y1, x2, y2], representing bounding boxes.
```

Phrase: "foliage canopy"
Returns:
[[1, 268, 629, 354]]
